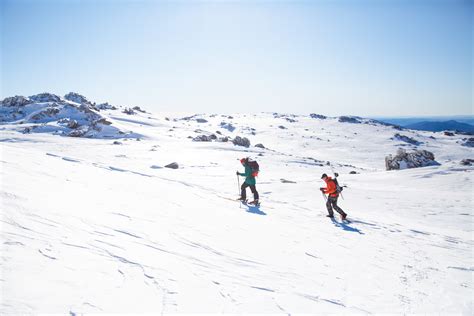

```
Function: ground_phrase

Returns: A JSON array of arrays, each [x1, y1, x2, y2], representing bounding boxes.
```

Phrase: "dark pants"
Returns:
[[326, 196, 346, 216], [241, 183, 259, 200]]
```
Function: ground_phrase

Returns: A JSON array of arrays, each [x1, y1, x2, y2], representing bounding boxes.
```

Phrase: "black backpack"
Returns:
[[332, 173, 343, 193]]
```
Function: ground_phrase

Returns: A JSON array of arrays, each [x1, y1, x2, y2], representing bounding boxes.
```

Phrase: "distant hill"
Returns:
[[373, 116, 474, 127], [405, 120, 474, 133]]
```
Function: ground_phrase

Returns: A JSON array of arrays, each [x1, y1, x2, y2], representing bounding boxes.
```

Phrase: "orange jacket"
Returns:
[[323, 177, 339, 197]]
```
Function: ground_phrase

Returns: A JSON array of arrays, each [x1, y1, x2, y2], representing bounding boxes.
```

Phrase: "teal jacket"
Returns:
[[238, 164, 256, 185]]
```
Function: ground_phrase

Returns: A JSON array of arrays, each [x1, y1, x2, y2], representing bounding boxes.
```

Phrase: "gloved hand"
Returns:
[[236, 171, 239, 175], [319, 187, 325, 192]]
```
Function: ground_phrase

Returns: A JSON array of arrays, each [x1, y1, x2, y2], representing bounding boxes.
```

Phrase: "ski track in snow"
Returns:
[[1, 112, 472, 313]]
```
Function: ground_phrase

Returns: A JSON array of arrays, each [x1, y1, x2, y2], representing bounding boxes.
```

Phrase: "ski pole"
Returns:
[[321, 191, 327, 202], [237, 173, 240, 197], [237, 173, 242, 208]]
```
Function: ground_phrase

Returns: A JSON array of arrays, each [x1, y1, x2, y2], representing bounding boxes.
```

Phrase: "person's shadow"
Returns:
[[331, 218, 363, 234], [242, 203, 267, 216]]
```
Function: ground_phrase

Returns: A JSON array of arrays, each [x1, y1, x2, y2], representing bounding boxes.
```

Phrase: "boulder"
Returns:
[[339, 116, 361, 124], [67, 120, 79, 129], [97, 102, 116, 110], [255, 143, 265, 149], [232, 136, 250, 147], [462, 138, 474, 147], [310, 113, 327, 119], [132, 106, 146, 113], [393, 133, 421, 146], [193, 135, 212, 142], [220, 122, 235, 132], [385, 148, 439, 170], [460, 159, 474, 166], [68, 126, 89, 137], [165, 162, 179, 169]]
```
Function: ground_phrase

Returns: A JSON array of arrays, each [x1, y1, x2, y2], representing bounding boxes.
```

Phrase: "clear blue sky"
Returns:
[[1, 0, 472, 116]]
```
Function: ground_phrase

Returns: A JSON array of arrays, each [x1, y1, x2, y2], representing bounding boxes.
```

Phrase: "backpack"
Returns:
[[332, 176, 343, 193], [247, 158, 260, 177]]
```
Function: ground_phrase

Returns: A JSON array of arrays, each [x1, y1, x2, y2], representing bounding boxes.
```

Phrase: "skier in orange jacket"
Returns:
[[320, 173, 348, 220]]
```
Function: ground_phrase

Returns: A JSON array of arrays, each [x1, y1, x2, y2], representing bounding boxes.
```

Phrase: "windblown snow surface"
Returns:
[[1, 109, 473, 314]]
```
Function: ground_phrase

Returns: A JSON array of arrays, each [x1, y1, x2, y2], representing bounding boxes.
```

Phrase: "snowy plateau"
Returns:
[[0, 93, 473, 314]]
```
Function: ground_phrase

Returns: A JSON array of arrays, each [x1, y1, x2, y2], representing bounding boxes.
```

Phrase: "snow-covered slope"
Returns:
[[1, 96, 473, 314]]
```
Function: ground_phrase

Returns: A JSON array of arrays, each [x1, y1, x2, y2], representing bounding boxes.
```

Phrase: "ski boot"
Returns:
[[248, 199, 260, 207]]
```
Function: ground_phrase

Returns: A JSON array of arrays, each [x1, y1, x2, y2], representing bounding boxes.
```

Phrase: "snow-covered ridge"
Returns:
[[0, 92, 141, 138], [2, 92, 473, 170]]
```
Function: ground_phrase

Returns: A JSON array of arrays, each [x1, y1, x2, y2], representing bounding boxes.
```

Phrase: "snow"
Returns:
[[0, 107, 473, 314]]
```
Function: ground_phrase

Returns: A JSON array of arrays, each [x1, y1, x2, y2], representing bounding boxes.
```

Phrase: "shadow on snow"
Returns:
[[242, 204, 267, 216], [331, 218, 363, 234]]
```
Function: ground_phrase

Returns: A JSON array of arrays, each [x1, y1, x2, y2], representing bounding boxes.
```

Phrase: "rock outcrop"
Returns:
[[385, 148, 439, 170]]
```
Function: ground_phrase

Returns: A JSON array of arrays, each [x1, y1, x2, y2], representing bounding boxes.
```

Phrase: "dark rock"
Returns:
[[349, 171, 358, 174], [220, 122, 236, 132], [339, 116, 361, 124], [113, 141, 122, 145], [68, 126, 89, 137], [255, 143, 265, 149], [132, 106, 146, 113], [444, 131, 455, 136], [196, 118, 208, 123], [217, 136, 229, 142], [97, 102, 116, 110], [95, 118, 112, 125], [280, 178, 297, 184], [460, 159, 474, 166], [310, 113, 327, 119], [123, 108, 135, 115], [165, 162, 179, 169], [232, 136, 250, 147], [462, 138, 474, 147], [1, 96, 32, 107], [193, 135, 212, 142], [393, 133, 421, 145], [278, 125, 287, 129], [30, 107, 60, 121], [29, 93, 61, 103], [64, 92, 90, 104], [67, 120, 79, 129]]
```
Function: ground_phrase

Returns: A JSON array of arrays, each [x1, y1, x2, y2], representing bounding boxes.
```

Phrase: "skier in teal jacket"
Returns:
[[237, 158, 259, 205]]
